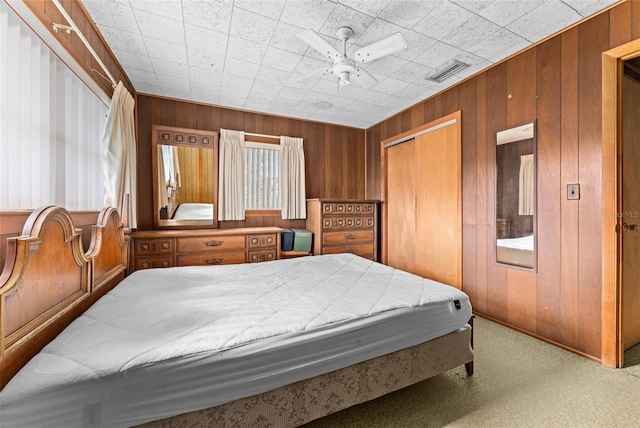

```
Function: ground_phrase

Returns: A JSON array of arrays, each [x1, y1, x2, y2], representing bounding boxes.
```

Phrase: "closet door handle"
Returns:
[[205, 240, 223, 246]]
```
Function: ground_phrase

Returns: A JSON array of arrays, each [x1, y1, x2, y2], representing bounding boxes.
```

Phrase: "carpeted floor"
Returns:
[[303, 317, 640, 428]]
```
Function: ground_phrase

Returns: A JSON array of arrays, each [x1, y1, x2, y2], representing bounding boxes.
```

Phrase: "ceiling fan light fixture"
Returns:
[[297, 27, 407, 89], [339, 71, 351, 86]]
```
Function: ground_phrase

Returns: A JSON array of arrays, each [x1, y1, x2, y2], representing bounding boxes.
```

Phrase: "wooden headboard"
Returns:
[[0, 206, 127, 389]]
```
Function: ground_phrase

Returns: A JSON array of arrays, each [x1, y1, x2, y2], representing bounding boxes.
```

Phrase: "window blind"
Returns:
[[0, 2, 107, 210], [245, 142, 281, 210]]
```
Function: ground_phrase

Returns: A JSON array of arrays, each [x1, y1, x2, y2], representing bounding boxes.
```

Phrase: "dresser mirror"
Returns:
[[495, 121, 536, 270], [151, 125, 219, 229]]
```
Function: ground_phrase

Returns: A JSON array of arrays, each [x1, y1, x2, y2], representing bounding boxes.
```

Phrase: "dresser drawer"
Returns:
[[134, 256, 175, 270], [322, 243, 375, 260], [322, 202, 375, 215], [322, 216, 375, 230], [248, 249, 278, 263], [177, 235, 245, 253], [177, 251, 246, 266], [135, 238, 175, 255], [247, 233, 278, 249], [323, 230, 373, 246]]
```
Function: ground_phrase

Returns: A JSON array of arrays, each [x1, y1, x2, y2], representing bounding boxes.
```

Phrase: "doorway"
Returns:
[[621, 59, 640, 366], [602, 38, 640, 368]]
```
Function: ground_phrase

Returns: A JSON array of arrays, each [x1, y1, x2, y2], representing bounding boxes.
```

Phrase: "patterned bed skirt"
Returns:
[[139, 326, 473, 428]]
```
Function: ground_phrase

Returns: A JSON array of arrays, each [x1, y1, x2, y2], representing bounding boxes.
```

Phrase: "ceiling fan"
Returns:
[[297, 26, 407, 89]]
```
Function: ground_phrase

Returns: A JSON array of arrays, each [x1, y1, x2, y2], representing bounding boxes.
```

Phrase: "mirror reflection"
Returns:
[[152, 125, 219, 229], [156, 144, 215, 225], [495, 122, 536, 270]]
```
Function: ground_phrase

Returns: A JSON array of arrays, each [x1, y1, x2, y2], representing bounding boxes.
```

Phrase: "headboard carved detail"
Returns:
[[0, 206, 126, 389], [87, 207, 127, 292]]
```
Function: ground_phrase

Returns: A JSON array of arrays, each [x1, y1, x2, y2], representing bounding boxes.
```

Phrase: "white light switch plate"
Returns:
[[568, 183, 580, 200]]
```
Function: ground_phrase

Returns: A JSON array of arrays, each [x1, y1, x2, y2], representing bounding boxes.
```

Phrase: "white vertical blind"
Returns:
[[0, 2, 107, 210], [245, 142, 281, 210]]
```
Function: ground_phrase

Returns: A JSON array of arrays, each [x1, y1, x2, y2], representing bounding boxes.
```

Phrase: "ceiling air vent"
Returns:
[[426, 60, 470, 83]]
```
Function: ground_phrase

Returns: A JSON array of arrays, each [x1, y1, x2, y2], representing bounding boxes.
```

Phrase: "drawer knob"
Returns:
[[205, 257, 223, 265], [205, 240, 223, 247], [345, 234, 356, 240]]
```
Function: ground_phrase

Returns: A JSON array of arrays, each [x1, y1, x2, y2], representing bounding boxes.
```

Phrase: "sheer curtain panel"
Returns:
[[218, 129, 246, 220], [280, 136, 306, 219], [0, 2, 107, 210], [102, 81, 137, 228]]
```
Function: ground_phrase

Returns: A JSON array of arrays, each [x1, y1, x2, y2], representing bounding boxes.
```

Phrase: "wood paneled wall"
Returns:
[[366, 2, 638, 362], [136, 95, 366, 230]]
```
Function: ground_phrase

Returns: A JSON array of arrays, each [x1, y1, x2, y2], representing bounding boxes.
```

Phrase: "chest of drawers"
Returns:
[[131, 227, 281, 271], [306, 199, 379, 261]]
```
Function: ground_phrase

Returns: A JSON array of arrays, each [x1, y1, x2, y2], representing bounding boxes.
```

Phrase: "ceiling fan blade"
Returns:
[[297, 29, 341, 60], [354, 33, 407, 64], [352, 67, 378, 89], [296, 67, 332, 84]]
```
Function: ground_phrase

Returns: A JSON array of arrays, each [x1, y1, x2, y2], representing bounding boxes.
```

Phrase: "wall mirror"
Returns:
[[495, 121, 536, 270], [152, 125, 219, 229]]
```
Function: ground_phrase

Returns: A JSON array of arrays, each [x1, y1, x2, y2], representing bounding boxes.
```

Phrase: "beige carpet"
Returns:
[[303, 316, 640, 428]]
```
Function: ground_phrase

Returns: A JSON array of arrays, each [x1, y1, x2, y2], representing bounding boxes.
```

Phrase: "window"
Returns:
[[0, 2, 108, 210], [244, 142, 280, 210]]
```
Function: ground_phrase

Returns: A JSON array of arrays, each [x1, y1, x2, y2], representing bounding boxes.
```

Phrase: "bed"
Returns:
[[496, 234, 534, 268], [172, 202, 214, 220], [0, 206, 474, 427]]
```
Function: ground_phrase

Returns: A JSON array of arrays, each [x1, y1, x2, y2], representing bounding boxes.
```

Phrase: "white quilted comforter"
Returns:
[[0, 254, 471, 427]]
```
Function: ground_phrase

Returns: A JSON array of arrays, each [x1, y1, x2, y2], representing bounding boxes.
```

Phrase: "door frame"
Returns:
[[602, 38, 640, 368]]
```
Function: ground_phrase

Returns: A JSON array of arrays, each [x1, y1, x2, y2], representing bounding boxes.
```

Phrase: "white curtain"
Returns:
[[218, 129, 245, 220], [280, 136, 306, 219], [518, 154, 534, 216], [102, 81, 137, 228], [172, 146, 181, 188]]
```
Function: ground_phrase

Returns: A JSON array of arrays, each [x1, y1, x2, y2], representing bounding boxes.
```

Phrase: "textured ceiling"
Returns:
[[81, 0, 619, 129]]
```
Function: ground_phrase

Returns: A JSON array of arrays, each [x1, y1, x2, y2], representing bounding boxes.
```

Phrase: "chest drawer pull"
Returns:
[[344, 234, 356, 240], [345, 249, 356, 254], [205, 240, 223, 247], [205, 257, 223, 265]]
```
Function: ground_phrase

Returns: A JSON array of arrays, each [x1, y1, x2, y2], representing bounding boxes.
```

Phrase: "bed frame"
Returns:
[[0, 205, 473, 427]]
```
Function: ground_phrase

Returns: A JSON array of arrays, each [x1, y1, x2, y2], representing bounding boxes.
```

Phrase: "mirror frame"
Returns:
[[494, 120, 537, 271], [151, 124, 219, 229]]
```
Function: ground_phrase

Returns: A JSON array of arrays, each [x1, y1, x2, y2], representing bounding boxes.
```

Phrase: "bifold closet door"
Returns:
[[382, 111, 461, 290]]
